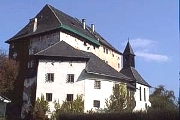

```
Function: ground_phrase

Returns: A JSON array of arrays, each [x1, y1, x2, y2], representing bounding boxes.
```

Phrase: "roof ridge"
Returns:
[[47, 4, 62, 25]]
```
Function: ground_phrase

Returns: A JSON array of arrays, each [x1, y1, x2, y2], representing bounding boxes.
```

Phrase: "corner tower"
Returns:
[[123, 41, 135, 68]]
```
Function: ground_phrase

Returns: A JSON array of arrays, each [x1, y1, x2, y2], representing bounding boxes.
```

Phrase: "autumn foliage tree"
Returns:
[[0, 51, 18, 96]]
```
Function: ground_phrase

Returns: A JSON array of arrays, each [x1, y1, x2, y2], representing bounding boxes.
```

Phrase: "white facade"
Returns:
[[133, 83, 151, 111], [36, 60, 86, 112], [35, 60, 120, 113], [84, 79, 114, 112]]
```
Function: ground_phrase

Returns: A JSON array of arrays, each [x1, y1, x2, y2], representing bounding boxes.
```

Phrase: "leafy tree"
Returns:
[[149, 85, 178, 111], [32, 95, 49, 120], [52, 94, 84, 119], [57, 94, 84, 113], [0, 50, 18, 96], [105, 83, 135, 113]]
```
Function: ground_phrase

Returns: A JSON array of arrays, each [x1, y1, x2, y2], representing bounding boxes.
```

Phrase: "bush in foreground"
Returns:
[[56, 109, 178, 120]]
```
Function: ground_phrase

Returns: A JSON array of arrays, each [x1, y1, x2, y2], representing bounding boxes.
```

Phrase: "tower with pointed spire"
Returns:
[[123, 41, 135, 68], [120, 41, 151, 111]]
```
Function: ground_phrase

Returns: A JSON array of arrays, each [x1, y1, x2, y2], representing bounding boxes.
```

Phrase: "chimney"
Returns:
[[82, 19, 86, 29], [91, 24, 95, 32], [29, 18, 37, 32]]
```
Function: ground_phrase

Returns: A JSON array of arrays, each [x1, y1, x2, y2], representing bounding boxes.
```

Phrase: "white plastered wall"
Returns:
[[59, 31, 122, 71], [133, 83, 151, 111], [36, 60, 86, 112]]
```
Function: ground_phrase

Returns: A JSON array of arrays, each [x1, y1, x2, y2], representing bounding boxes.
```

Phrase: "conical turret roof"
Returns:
[[123, 41, 135, 56]]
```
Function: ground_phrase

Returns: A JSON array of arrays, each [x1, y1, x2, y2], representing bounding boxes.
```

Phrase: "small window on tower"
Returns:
[[13, 52, 17, 59], [28, 60, 34, 68], [125, 56, 128, 62]]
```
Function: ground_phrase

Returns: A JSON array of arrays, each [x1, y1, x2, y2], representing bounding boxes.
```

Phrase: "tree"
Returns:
[[32, 95, 49, 120], [105, 83, 135, 113], [56, 94, 84, 113], [51, 95, 84, 119], [0, 51, 18, 96], [149, 85, 178, 111]]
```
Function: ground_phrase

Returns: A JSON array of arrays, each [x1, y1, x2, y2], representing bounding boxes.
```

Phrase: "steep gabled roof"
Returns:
[[35, 41, 130, 82], [123, 41, 135, 55], [120, 67, 151, 87], [81, 51, 131, 81], [6, 4, 121, 54], [6, 4, 61, 42], [35, 41, 88, 59]]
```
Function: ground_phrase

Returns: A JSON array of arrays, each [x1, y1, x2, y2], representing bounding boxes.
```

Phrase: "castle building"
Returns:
[[5, 4, 151, 119]]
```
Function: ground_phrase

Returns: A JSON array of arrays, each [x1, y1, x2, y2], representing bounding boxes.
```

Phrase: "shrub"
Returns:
[[32, 95, 49, 120]]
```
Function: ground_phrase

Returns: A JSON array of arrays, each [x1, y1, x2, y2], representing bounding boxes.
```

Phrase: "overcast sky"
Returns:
[[0, 0, 178, 97]]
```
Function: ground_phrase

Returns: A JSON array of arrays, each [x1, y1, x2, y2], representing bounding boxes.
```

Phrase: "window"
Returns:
[[28, 60, 34, 68], [106, 48, 108, 54], [144, 88, 146, 101], [45, 73, 54, 82], [67, 94, 73, 101], [29, 47, 34, 55], [12, 52, 17, 59], [67, 74, 74, 83], [11, 43, 14, 49], [46, 93, 52, 101], [103, 47, 105, 53], [125, 56, 128, 62], [118, 63, 120, 68], [112, 52, 114, 57], [94, 80, 101, 89], [84, 41, 87, 46], [93, 100, 100, 108], [140, 87, 142, 101]]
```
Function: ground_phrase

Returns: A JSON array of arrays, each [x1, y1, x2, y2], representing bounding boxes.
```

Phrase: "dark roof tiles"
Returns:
[[120, 67, 151, 87], [6, 4, 121, 54], [35, 41, 88, 59], [123, 41, 135, 55], [82, 51, 131, 81]]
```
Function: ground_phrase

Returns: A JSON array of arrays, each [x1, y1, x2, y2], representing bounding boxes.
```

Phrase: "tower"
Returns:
[[123, 41, 135, 68]]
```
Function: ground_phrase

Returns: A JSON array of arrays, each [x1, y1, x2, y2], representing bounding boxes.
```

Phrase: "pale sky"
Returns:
[[0, 0, 179, 97]]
